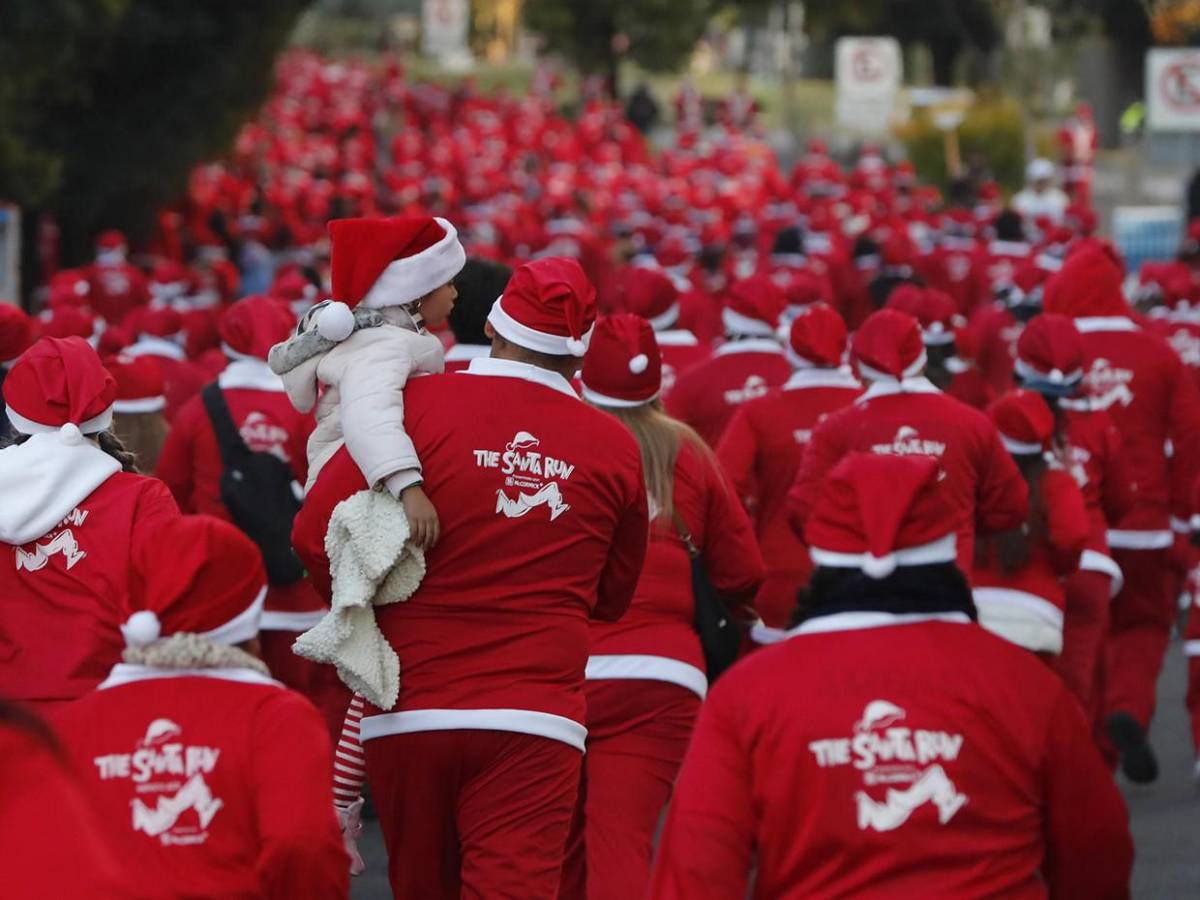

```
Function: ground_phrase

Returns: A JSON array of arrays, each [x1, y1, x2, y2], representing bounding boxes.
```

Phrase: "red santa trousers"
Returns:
[[560, 680, 701, 900], [1184, 595, 1200, 757], [258, 631, 351, 745], [1104, 548, 1175, 730], [1054, 570, 1112, 717], [364, 728, 581, 899]]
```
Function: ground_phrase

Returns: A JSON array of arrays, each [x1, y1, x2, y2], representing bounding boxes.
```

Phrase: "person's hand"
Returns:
[[402, 484, 440, 549], [337, 798, 366, 876]]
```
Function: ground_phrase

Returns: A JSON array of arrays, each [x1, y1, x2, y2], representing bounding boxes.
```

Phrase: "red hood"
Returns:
[[1042, 244, 1129, 319]]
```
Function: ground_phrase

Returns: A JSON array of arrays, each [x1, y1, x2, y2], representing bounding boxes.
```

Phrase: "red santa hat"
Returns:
[[989, 389, 1055, 455], [580, 314, 662, 407], [317, 215, 466, 342], [1043, 243, 1128, 319], [148, 260, 191, 301], [103, 354, 166, 414], [621, 267, 679, 331], [777, 267, 833, 311], [43, 307, 98, 342], [787, 302, 846, 368], [1015, 313, 1084, 391], [47, 270, 91, 309], [0, 304, 33, 364], [121, 515, 267, 649], [95, 229, 127, 252], [135, 307, 185, 340], [723, 274, 787, 337], [487, 257, 597, 357], [852, 309, 926, 382], [805, 452, 957, 579], [2, 336, 117, 439], [885, 285, 960, 346], [219, 295, 296, 361]]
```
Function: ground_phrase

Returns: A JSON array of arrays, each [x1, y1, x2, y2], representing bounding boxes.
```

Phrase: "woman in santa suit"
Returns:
[[563, 314, 764, 900], [650, 453, 1133, 900], [0, 336, 180, 719], [55, 515, 348, 899]]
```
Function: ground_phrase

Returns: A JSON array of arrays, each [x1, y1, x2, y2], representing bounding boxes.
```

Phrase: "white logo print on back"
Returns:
[[807, 700, 968, 833], [14, 507, 89, 573], [475, 431, 575, 521]]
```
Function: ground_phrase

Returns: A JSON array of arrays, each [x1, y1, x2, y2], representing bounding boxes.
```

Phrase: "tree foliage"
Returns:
[[0, 0, 309, 260]]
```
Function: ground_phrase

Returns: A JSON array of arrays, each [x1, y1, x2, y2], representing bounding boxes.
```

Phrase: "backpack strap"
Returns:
[[670, 507, 701, 560], [201, 382, 247, 468]]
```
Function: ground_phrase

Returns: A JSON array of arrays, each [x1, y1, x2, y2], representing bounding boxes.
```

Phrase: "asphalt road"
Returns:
[[350, 639, 1200, 899]]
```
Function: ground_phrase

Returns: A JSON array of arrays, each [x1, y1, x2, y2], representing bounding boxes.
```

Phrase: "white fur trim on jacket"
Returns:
[[292, 488, 426, 710], [0, 431, 121, 545], [1079, 549, 1124, 597], [218, 358, 287, 393], [972, 587, 1064, 654], [585, 654, 708, 699], [359, 708, 587, 751], [360, 218, 467, 309]]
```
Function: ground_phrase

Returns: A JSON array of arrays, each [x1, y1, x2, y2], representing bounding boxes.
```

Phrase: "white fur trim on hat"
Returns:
[[317, 301, 356, 342], [1000, 434, 1044, 455], [200, 585, 267, 646], [922, 322, 955, 346], [647, 303, 680, 332], [487, 295, 595, 357], [113, 396, 167, 414], [581, 384, 661, 409], [359, 217, 467, 310], [722, 306, 777, 337], [856, 347, 928, 384], [1014, 357, 1082, 386], [809, 532, 957, 578], [6, 404, 115, 437]]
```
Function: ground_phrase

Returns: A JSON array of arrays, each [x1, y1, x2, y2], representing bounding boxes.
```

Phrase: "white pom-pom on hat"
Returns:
[[121, 610, 162, 647], [629, 353, 649, 374], [861, 553, 897, 579], [59, 423, 84, 446], [1049, 368, 1064, 384], [565, 337, 587, 357], [317, 301, 356, 343]]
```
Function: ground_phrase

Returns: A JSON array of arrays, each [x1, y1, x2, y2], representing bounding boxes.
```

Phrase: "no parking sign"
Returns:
[[1147, 49, 1200, 131], [835, 37, 903, 134]]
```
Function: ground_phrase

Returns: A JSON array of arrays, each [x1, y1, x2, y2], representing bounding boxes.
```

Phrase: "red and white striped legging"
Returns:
[[334, 694, 366, 810]]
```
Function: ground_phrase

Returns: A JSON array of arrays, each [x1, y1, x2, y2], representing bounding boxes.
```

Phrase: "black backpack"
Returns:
[[201, 383, 305, 585]]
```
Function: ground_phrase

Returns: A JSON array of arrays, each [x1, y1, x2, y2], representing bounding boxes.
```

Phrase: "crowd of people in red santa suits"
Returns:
[[0, 49, 1196, 897]]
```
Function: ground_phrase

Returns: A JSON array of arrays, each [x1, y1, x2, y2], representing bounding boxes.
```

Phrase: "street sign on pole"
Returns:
[[835, 37, 902, 135], [1147, 48, 1200, 132]]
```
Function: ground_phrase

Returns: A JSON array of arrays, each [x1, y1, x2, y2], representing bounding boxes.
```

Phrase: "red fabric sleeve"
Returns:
[[593, 455, 650, 623], [1040, 688, 1133, 900], [647, 680, 755, 899], [974, 423, 1030, 535], [1042, 469, 1090, 575], [154, 400, 201, 511], [251, 692, 350, 899], [715, 406, 758, 504], [787, 413, 843, 537], [699, 446, 764, 607]]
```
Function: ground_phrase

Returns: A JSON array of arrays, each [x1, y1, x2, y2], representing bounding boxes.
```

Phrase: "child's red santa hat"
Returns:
[[0, 304, 33, 365], [722, 274, 786, 337], [805, 452, 957, 578], [103, 354, 165, 415], [787, 302, 846, 368], [1015, 313, 1084, 389], [581, 314, 662, 407], [317, 215, 466, 342], [989, 388, 1055, 455], [852, 308, 926, 382], [621, 267, 679, 331], [121, 515, 267, 648], [488, 257, 597, 357], [3, 336, 117, 440], [885, 284, 961, 347], [219, 295, 296, 361]]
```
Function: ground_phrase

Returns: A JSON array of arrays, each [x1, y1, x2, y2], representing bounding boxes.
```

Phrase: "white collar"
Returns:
[[218, 358, 286, 392], [787, 610, 972, 637], [444, 343, 491, 362], [655, 329, 699, 347], [856, 376, 940, 403], [1074, 316, 1138, 333], [713, 338, 783, 357], [464, 357, 578, 398], [784, 368, 861, 391], [98, 663, 281, 690], [126, 335, 187, 362], [988, 240, 1030, 256]]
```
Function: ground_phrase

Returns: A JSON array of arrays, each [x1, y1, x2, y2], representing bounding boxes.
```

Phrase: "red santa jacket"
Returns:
[[967, 303, 1022, 397], [293, 358, 649, 752], [56, 667, 348, 899], [586, 439, 763, 698], [0, 469, 179, 707], [718, 368, 862, 626], [969, 240, 1032, 312], [656, 328, 711, 398], [972, 466, 1090, 651], [124, 337, 208, 422], [666, 339, 793, 448], [789, 379, 1029, 577], [1, 716, 128, 899], [648, 612, 1133, 899], [88, 261, 150, 325], [155, 360, 323, 628], [1074, 315, 1200, 546]]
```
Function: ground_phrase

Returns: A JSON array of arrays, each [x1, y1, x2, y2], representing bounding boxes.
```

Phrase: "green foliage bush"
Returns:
[[897, 97, 1027, 195]]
